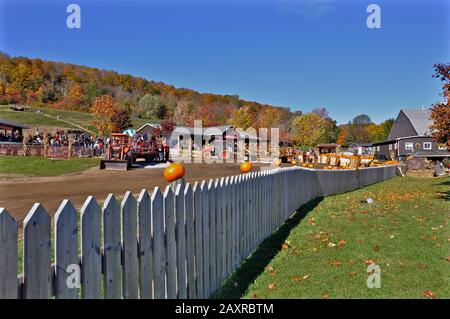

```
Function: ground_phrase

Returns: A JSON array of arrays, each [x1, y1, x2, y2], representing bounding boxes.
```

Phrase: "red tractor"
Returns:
[[99, 133, 161, 170]]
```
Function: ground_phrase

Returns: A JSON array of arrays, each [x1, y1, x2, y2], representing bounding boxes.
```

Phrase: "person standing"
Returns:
[[164, 142, 170, 162]]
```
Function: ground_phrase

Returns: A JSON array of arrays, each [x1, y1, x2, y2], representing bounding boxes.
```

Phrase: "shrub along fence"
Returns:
[[0, 165, 398, 299]]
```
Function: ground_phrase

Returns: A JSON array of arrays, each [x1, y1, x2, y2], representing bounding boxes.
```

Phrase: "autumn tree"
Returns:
[[430, 63, 450, 147], [91, 95, 130, 135], [173, 99, 193, 126], [291, 113, 326, 148], [111, 108, 132, 132], [231, 107, 252, 130], [366, 123, 386, 142], [160, 118, 176, 134]]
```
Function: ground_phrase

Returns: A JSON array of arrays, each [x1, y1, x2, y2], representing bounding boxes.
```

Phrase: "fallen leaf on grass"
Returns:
[[430, 236, 437, 241], [268, 283, 276, 290], [417, 263, 428, 270], [365, 259, 376, 265], [322, 292, 330, 299], [251, 293, 258, 299], [338, 240, 346, 246], [423, 290, 437, 299], [349, 271, 357, 276], [329, 260, 343, 266], [327, 242, 336, 248], [281, 242, 289, 250], [293, 276, 302, 282], [446, 256, 450, 262], [303, 275, 310, 280]]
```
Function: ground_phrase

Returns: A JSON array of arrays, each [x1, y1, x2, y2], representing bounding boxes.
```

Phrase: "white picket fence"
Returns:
[[0, 165, 398, 299]]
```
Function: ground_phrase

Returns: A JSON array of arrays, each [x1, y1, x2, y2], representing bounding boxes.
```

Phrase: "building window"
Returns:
[[405, 142, 414, 151], [376, 146, 380, 152], [389, 144, 392, 150], [423, 142, 432, 150], [438, 144, 447, 150]]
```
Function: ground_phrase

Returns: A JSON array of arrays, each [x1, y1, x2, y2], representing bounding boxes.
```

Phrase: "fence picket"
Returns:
[[151, 188, 166, 299], [201, 181, 210, 298], [55, 199, 79, 299], [121, 192, 138, 299], [0, 209, 18, 299], [137, 190, 153, 299], [23, 204, 51, 299], [80, 196, 102, 299], [193, 181, 204, 298], [103, 194, 122, 299], [208, 180, 217, 295], [164, 186, 177, 299], [184, 184, 196, 299], [175, 184, 187, 299]]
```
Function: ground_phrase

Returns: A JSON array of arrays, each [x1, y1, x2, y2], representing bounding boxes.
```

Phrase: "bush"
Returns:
[[442, 158, 450, 168]]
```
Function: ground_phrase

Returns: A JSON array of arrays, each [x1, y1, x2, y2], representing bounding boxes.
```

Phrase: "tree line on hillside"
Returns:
[[0, 52, 400, 144]]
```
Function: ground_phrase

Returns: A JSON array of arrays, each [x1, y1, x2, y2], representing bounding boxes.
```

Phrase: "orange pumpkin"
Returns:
[[163, 163, 185, 182], [240, 162, 253, 173]]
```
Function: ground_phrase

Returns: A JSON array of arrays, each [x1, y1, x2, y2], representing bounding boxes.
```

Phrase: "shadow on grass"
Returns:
[[437, 180, 450, 201], [210, 196, 324, 299]]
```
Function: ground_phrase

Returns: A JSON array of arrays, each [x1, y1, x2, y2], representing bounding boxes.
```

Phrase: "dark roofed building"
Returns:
[[0, 118, 30, 143], [373, 108, 448, 160]]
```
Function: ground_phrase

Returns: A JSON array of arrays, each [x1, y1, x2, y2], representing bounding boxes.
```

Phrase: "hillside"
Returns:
[[0, 104, 158, 133], [0, 52, 295, 135]]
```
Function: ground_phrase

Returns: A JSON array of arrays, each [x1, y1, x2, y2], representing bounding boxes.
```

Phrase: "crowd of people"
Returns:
[[0, 130, 22, 143]]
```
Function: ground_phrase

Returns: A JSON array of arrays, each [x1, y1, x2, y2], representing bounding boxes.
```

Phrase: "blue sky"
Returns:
[[0, 0, 449, 124]]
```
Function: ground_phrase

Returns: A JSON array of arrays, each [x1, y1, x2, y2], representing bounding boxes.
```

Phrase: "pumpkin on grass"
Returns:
[[163, 163, 185, 182], [240, 162, 253, 173]]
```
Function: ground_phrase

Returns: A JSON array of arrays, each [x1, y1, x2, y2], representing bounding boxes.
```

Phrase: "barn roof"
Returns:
[[401, 108, 433, 136], [0, 118, 30, 129]]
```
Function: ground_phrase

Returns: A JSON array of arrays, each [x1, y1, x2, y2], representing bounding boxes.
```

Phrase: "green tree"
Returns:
[[138, 94, 166, 119], [291, 113, 326, 147], [352, 114, 372, 125]]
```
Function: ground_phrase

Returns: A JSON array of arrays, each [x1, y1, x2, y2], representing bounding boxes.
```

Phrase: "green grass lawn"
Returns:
[[0, 105, 159, 133], [0, 156, 100, 177], [212, 176, 450, 299]]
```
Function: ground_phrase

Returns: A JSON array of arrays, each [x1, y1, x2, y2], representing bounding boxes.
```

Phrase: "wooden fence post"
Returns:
[[137, 189, 153, 299], [164, 186, 177, 299], [193, 182, 204, 298], [175, 184, 187, 299], [103, 194, 122, 299], [55, 199, 79, 299], [121, 192, 138, 299], [151, 188, 166, 299], [0, 209, 18, 299], [184, 184, 196, 299], [80, 196, 102, 299], [23, 204, 51, 299]]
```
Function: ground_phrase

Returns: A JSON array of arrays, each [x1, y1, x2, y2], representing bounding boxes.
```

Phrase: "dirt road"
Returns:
[[0, 163, 263, 224]]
